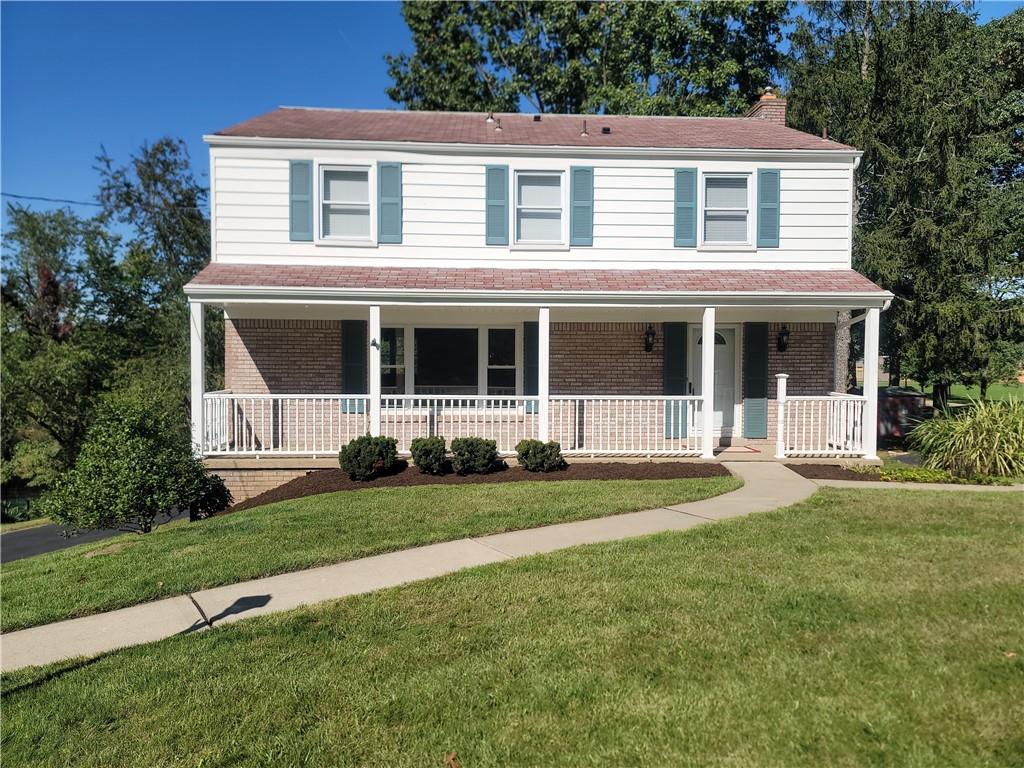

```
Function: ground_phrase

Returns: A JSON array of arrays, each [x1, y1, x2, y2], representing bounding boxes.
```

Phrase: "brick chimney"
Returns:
[[745, 88, 787, 126]]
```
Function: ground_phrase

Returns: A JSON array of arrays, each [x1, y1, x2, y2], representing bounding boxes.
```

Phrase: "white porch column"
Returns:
[[700, 306, 716, 459], [369, 305, 382, 436], [775, 373, 788, 459], [189, 300, 204, 456], [862, 306, 881, 460], [538, 306, 550, 442]]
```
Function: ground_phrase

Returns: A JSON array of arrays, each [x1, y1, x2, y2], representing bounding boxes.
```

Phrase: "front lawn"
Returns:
[[0, 476, 739, 633], [3, 488, 1021, 767]]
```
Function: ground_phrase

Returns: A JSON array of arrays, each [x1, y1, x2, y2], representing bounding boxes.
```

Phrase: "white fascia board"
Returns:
[[203, 134, 862, 163], [185, 283, 893, 310]]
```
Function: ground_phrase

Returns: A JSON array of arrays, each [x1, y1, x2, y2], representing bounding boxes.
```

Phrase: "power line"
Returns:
[[1, 191, 209, 212]]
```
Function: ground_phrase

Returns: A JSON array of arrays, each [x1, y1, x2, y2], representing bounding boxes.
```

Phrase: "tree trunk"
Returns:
[[979, 378, 988, 400], [932, 382, 949, 413], [888, 349, 902, 387], [834, 313, 851, 392]]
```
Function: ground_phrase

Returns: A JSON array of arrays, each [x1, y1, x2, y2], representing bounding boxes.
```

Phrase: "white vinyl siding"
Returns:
[[211, 149, 854, 269]]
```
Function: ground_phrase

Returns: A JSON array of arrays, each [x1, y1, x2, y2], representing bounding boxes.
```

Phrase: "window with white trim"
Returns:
[[487, 329, 516, 395], [703, 175, 749, 244], [381, 328, 405, 395], [321, 166, 371, 240], [515, 171, 563, 243]]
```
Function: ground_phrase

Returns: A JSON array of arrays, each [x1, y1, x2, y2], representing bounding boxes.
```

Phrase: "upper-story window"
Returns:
[[321, 165, 371, 240], [515, 171, 563, 244], [703, 175, 750, 245]]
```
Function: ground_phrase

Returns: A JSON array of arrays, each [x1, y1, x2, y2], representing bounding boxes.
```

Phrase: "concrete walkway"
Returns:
[[3, 464, 1016, 672]]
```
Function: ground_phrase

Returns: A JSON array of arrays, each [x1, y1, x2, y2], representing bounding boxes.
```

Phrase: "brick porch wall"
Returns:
[[225, 319, 342, 394], [550, 322, 663, 395], [744, 322, 836, 443]]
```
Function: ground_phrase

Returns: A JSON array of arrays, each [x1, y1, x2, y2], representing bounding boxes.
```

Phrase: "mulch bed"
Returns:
[[785, 464, 877, 481], [228, 460, 732, 513]]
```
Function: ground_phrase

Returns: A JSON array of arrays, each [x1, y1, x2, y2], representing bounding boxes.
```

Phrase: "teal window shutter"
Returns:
[[570, 166, 594, 246], [673, 168, 697, 247], [289, 160, 313, 241], [485, 165, 509, 245], [742, 323, 769, 438], [341, 320, 368, 413], [663, 322, 688, 438], [378, 162, 403, 243], [523, 321, 539, 413], [757, 169, 780, 248]]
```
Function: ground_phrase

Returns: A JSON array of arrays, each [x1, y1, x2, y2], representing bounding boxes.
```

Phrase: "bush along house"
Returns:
[[186, 92, 892, 499]]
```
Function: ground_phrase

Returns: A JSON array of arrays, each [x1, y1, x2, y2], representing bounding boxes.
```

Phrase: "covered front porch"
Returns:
[[188, 298, 886, 462]]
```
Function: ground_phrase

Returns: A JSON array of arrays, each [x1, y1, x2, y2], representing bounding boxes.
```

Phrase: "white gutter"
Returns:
[[203, 134, 862, 162], [185, 282, 893, 309]]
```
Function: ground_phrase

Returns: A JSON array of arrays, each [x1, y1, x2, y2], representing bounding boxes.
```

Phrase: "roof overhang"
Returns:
[[203, 134, 862, 163], [185, 283, 892, 310]]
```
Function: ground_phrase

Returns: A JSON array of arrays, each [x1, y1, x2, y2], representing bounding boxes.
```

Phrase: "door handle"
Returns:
[[688, 382, 693, 395]]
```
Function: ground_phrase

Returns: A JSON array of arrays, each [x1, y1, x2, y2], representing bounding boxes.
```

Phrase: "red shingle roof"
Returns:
[[187, 264, 887, 296], [213, 108, 855, 152]]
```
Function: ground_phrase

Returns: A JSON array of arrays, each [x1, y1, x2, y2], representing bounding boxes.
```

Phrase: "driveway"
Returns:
[[1, 511, 184, 563]]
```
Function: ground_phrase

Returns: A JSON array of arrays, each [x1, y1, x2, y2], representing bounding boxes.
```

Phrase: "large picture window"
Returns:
[[703, 175, 749, 244], [515, 172, 563, 243], [379, 326, 519, 396], [321, 166, 370, 240], [414, 328, 478, 395]]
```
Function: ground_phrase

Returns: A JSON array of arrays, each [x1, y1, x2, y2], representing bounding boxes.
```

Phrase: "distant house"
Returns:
[[185, 92, 891, 499]]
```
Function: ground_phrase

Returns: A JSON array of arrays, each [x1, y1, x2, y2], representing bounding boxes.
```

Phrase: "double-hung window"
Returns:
[[515, 171, 563, 244], [321, 166, 371, 240], [486, 329, 516, 395], [703, 175, 750, 245], [380, 328, 405, 395]]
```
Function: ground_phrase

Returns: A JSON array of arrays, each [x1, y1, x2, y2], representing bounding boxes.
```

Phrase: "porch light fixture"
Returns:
[[777, 325, 790, 353], [643, 324, 656, 352]]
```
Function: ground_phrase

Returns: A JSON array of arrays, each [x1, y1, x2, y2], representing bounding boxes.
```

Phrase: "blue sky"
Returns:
[[2, 0, 1020, 224]]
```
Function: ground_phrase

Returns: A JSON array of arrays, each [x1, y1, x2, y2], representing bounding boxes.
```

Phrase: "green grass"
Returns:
[[884, 379, 1022, 403], [3, 488, 1020, 767], [0, 477, 739, 633]]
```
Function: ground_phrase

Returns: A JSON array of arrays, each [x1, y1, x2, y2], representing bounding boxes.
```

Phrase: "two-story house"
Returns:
[[185, 93, 892, 500]]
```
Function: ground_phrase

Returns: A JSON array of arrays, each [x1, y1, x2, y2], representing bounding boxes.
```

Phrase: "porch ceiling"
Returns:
[[185, 264, 892, 309]]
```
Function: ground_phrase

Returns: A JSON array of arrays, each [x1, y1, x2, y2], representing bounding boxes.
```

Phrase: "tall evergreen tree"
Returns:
[[788, 3, 1024, 405]]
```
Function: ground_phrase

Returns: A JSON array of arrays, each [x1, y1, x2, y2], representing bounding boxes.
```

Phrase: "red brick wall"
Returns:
[[225, 319, 342, 394], [766, 322, 835, 397], [550, 322, 664, 395]]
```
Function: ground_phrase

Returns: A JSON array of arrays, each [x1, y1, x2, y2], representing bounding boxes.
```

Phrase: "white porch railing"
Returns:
[[380, 396, 539, 454], [777, 380, 867, 457], [201, 393, 705, 457], [550, 396, 703, 456], [202, 393, 371, 455]]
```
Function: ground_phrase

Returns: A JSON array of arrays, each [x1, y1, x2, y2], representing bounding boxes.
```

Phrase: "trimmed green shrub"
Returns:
[[909, 398, 1024, 478], [339, 434, 398, 481], [515, 439, 567, 472], [450, 437, 498, 475], [39, 385, 230, 534], [410, 436, 447, 474], [190, 473, 234, 520]]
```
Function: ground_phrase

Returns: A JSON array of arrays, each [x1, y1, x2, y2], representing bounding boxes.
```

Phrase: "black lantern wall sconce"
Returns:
[[643, 324, 657, 352], [777, 325, 790, 352]]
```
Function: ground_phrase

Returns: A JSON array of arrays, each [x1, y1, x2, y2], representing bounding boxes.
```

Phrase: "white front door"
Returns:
[[689, 326, 738, 434]]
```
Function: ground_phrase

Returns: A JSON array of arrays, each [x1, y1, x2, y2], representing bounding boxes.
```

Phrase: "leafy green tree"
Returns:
[[387, 1, 789, 115], [39, 377, 230, 533]]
